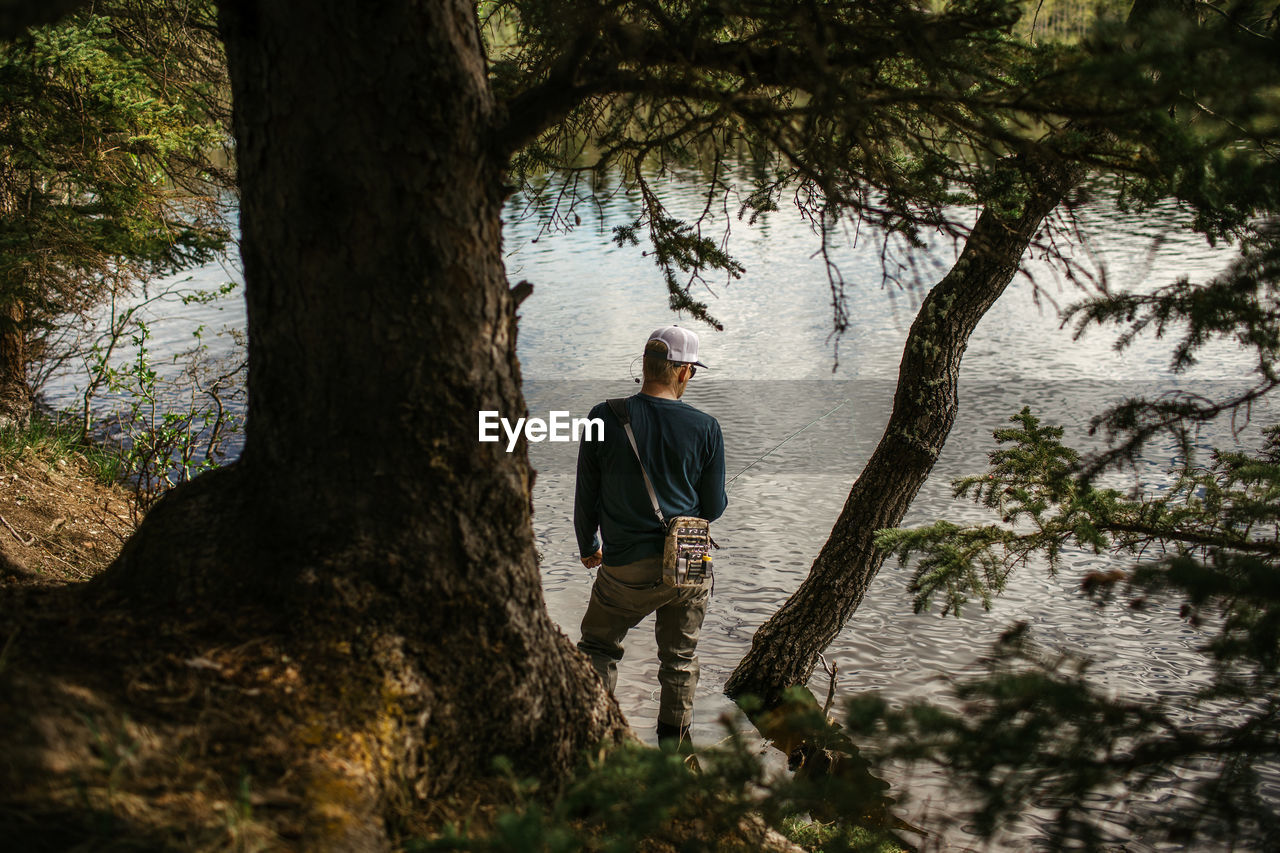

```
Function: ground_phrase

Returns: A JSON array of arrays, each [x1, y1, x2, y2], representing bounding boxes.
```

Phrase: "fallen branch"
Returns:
[[0, 513, 34, 546]]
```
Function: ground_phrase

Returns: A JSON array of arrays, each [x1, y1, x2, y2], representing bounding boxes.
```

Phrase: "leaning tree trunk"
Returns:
[[726, 154, 1084, 707], [0, 298, 32, 431], [99, 1, 627, 847]]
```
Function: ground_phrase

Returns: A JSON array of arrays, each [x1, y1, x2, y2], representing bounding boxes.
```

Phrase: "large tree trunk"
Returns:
[[0, 298, 32, 431], [726, 156, 1083, 707], [97, 0, 627, 845]]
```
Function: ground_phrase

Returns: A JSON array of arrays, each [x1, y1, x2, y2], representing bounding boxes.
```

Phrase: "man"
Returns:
[[574, 325, 727, 747]]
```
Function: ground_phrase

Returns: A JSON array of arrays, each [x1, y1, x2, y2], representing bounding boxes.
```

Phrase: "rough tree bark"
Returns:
[[0, 298, 32, 431], [93, 0, 627, 845], [726, 154, 1084, 707]]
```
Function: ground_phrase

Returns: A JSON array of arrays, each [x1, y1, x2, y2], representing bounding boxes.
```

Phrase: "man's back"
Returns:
[[575, 324, 722, 747], [575, 393, 726, 567]]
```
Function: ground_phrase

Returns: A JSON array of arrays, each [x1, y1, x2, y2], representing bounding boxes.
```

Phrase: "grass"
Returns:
[[408, 729, 912, 853], [780, 815, 905, 852], [0, 412, 123, 485]]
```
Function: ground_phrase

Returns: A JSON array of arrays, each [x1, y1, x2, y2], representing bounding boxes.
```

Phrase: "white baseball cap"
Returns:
[[647, 325, 708, 368]]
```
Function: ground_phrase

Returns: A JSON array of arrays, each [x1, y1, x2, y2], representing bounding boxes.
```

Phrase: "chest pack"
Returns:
[[606, 397, 714, 589]]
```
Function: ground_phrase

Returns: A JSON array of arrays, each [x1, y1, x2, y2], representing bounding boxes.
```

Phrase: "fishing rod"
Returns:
[[726, 399, 849, 489]]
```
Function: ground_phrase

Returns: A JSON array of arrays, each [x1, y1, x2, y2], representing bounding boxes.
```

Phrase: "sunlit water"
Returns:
[[40, 178, 1271, 850], [514, 183, 1267, 849]]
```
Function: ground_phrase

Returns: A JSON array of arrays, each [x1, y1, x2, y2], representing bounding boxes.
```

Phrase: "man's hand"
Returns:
[[581, 549, 603, 569]]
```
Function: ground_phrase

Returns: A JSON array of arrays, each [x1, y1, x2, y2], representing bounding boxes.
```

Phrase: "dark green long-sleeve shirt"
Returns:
[[575, 393, 727, 567]]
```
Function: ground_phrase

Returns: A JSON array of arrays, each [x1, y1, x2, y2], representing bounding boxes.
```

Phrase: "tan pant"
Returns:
[[577, 555, 709, 728]]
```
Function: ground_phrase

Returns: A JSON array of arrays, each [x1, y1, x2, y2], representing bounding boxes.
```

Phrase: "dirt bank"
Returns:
[[0, 447, 134, 584]]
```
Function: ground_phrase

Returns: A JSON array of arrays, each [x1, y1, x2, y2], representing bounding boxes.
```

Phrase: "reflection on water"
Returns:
[[39, 178, 1270, 849], [532, 377, 1272, 852], [500, 186, 1260, 853], [509, 185, 1244, 383]]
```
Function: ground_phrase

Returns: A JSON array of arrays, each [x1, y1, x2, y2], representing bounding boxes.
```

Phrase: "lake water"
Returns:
[[41, 178, 1271, 850]]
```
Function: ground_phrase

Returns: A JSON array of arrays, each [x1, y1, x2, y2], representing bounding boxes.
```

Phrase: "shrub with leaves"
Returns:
[[0, 0, 232, 428], [413, 715, 905, 853], [866, 409, 1280, 848], [92, 316, 243, 514]]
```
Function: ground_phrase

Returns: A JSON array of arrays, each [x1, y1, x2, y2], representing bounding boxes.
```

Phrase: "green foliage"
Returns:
[[845, 619, 1280, 848], [413, 717, 904, 853], [879, 406, 1280, 617], [870, 411, 1280, 847], [486, 0, 1095, 333], [1069, 224, 1280, 376], [0, 409, 120, 484], [778, 816, 898, 853], [0, 0, 231, 392], [1066, 221, 1280, 472], [90, 312, 244, 513], [612, 205, 744, 329], [479, 4, 1280, 842], [857, 5, 1280, 814], [878, 408, 1094, 615], [1092, 2, 1280, 241], [1011, 0, 1128, 44], [419, 742, 754, 853], [487, 0, 1280, 346], [0, 304, 243, 506]]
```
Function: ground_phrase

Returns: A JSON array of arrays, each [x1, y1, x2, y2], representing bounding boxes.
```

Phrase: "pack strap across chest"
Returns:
[[607, 397, 665, 524]]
